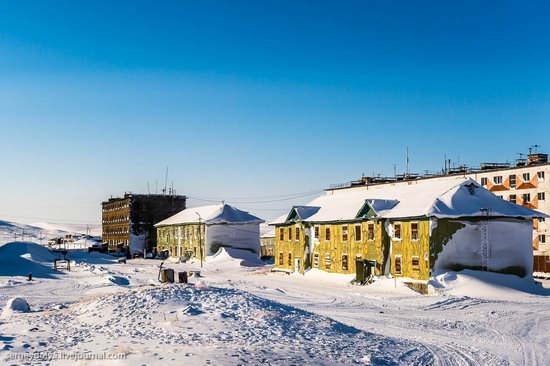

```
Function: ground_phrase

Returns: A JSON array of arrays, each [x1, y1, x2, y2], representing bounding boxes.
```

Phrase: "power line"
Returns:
[[187, 190, 323, 204]]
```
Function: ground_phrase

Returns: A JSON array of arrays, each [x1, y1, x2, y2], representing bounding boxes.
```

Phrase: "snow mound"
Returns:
[[208, 247, 264, 267], [1, 298, 30, 318], [0, 242, 60, 278], [430, 270, 550, 300], [64, 285, 431, 364]]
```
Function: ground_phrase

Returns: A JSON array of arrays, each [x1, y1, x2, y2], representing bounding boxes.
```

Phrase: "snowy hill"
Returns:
[[0, 219, 100, 246]]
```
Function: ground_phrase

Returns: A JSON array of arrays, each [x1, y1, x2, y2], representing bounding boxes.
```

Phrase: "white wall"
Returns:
[[205, 223, 261, 256], [434, 219, 533, 277]]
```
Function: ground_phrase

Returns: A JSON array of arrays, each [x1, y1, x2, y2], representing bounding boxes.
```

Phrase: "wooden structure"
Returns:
[[272, 178, 545, 281]]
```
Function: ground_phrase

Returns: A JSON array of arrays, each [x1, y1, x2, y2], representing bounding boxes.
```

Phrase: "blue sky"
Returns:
[[1, 0, 549, 224]]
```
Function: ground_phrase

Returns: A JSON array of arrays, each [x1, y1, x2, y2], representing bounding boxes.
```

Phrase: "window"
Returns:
[[394, 256, 402, 275], [411, 222, 419, 241], [367, 223, 375, 241], [279, 228, 284, 241], [324, 253, 331, 269], [342, 254, 349, 271], [510, 194, 517, 204], [314, 226, 320, 239], [295, 227, 300, 241], [342, 225, 349, 241], [523, 193, 531, 204], [509, 175, 516, 188], [538, 192, 545, 202], [480, 177, 488, 186], [288, 227, 293, 241], [278, 252, 284, 265], [325, 227, 331, 241], [355, 225, 362, 241], [411, 256, 420, 267], [287, 253, 292, 266], [539, 217, 546, 223], [539, 234, 546, 244], [538, 171, 545, 180], [494, 176, 503, 184], [313, 253, 319, 268], [393, 223, 402, 240], [523, 173, 530, 182]]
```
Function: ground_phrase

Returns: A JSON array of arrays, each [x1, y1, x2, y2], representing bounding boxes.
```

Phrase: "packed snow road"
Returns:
[[1, 244, 549, 365]]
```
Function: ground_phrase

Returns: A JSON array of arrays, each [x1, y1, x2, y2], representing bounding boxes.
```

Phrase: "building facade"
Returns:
[[155, 203, 264, 260], [272, 178, 542, 281], [102, 193, 187, 255], [466, 157, 550, 255]]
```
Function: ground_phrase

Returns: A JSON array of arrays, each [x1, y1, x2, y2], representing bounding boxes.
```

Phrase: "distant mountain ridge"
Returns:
[[0, 219, 101, 245]]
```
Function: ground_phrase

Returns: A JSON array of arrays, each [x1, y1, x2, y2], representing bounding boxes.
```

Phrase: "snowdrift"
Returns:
[[430, 270, 550, 300], [0, 242, 60, 278], [208, 247, 265, 267]]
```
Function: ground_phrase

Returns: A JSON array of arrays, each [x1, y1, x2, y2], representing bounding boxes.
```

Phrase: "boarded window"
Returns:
[[295, 227, 300, 241], [411, 222, 419, 241], [314, 226, 320, 239], [279, 228, 284, 241], [288, 227, 293, 241], [278, 252, 284, 265], [313, 253, 319, 268], [342, 225, 349, 241], [325, 227, 331, 241], [367, 223, 375, 241], [394, 256, 402, 275], [509, 175, 516, 188], [342, 254, 349, 271], [325, 253, 331, 269], [412, 256, 420, 267], [393, 223, 402, 240], [287, 253, 292, 266], [355, 225, 362, 241]]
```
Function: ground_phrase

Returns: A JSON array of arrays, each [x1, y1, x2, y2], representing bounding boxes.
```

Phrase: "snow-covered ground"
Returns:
[[1, 243, 549, 365]]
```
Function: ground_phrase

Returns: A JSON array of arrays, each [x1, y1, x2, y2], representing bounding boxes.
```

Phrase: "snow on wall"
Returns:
[[205, 223, 261, 256], [434, 219, 533, 277]]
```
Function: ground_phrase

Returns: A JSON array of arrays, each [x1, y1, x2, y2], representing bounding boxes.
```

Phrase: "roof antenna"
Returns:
[[406, 147, 410, 177], [147, 181, 151, 195], [163, 166, 169, 195]]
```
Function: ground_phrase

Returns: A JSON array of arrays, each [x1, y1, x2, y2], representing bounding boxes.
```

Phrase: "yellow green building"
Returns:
[[272, 178, 543, 281], [155, 203, 264, 261]]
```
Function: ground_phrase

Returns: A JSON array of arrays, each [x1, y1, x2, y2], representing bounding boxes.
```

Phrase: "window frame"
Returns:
[[342, 254, 349, 271], [354, 224, 362, 242], [295, 226, 300, 241], [325, 227, 331, 242], [480, 177, 488, 186], [367, 222, 375, 241], [411, 222, 419, 241], [523, 193, 531, 204], [313, 253, 319, 268], [393, 223, 402, 241], [394, 255, 402, 275], [278, 252, 284, 265], [342, 225, 349, 242], [494, 176, 503, 185], [509, 174, 516, 188], [523, 172, 530, 182], [538, 192, 545, 202]]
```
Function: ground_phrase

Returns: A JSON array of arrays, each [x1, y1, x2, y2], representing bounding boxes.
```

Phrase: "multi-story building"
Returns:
[[102, 193, 187, 256], [466, 154, 549, 255]]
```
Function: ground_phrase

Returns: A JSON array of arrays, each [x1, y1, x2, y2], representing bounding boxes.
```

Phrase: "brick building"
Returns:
[[102, 193, 186, 256]]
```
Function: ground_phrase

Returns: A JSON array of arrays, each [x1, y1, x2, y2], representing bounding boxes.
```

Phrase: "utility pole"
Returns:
[[196, 212, 203, 268]]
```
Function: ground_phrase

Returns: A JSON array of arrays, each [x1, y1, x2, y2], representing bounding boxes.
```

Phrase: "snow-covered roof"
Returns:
[[155, 204, 264, 227], [273, 177, 545, 224]]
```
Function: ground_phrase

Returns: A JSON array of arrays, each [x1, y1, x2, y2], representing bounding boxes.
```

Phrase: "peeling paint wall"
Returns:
[[389, 220, 431, 280]]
